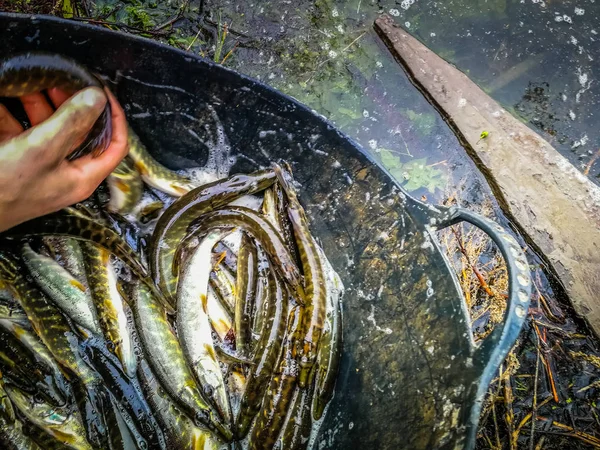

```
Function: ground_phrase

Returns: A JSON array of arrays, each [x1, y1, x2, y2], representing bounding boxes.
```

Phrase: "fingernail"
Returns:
[[71, 86, 107, 109]]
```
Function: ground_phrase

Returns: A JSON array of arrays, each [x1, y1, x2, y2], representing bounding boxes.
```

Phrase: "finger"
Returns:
[[3, 87, 108, 167], [0, 104, 24, 142], [67, 88, 128, 185], [20, 92, 54, 126], [47, 87, 72, 109]]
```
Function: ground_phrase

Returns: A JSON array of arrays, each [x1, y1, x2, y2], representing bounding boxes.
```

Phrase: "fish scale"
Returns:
[[6, 385, 93, 450], [83, 243, 137, 377], [0, 255, 96, 381], [0, 325, 68, 407], [279, 386, 314, 450], [177, 229, 233, 425], [138, 360, 219, 450], [107, 157, 144, 215], [235, 233, 259, 355], [21, 243, 102, 335], [312, 248, 344, 421], [0, 402, 42, 450]]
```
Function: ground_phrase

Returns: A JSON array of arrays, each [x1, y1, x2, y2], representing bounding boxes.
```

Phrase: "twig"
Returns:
[[577, 379, 600, 393], [514, 396, 552, 439], [427, 159, 448, 168], [186, 28, 203, 51], [532, 322, 560, 402], [530, 340, 541, 450], [74, 0, 91, 17], [570, 351, 600, 370], [534, 436, 546, 450], [204, 17, 251, 39], [213, 251, 227, 268], [542, 355, 559, 403], [491, 392, 501, 450], [383, 137, 412, 157], [484, 434, 495, 449], [462, 266, 471, 306], [357, 0, 362, 14], [220, 41, 239, 65], [515, 398, 543, 437], [531, 319, 571, 337], [97, 3, 120, 19], [214, 17, 228, 63], [153, 0, 189, 31], [583, 148, 600, 176], [452, 227, 495, 297], [533, 275, 564, 323], [396, 127, 413, 157], [547, 422, 600, 448], [504, 367, 516, 450]]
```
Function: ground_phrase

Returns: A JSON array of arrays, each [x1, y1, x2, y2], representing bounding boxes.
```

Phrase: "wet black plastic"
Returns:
[[0, 13, 531, 450]]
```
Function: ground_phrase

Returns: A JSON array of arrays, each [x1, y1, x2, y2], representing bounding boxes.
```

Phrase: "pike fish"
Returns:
[[236, 272, 288, 439], [0, 52, 111, 160], [180, 206, 303, 302], [275, 164, 326, 387], [0, 252, 110, 449], [235, 233, 258, 355], [149, 169, 277, 304], [249, 305, 302, 450], [138, 360, 220, 450], [107, 157, 144, 215], [131, 281, 232, 442], [21, 243, 101, 335], [82, 243, 136, 377], [312, 249, 344, 420], [3, 207, 172, 313], [43, 237, 89, 287], [279, 386, 314, 450], [0, 373, 43, 450], [0, 322, 69, 407], [178, 229, 232, 424], [6, 385, 93, 450], [127, 127, 197, 197]]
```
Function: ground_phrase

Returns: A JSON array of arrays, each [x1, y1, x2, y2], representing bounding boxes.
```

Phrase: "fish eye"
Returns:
[[195, 410, 210, 426], [203, 385, 214, 397]]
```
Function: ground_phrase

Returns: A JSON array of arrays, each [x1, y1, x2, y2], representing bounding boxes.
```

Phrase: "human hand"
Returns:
[[0, 86, 128, 232]]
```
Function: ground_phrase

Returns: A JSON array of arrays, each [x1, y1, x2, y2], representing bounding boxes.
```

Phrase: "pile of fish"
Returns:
[[0, 54, 343, 450]]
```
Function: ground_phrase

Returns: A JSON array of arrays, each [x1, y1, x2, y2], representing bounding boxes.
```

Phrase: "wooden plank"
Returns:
[[375, 14, 600, 334]]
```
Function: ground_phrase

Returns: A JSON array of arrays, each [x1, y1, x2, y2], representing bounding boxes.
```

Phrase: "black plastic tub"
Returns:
[[0, 13, 532, 450]]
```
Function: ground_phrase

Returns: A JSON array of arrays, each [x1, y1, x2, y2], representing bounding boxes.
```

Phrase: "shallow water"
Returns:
[[197, 0, 600, 196]]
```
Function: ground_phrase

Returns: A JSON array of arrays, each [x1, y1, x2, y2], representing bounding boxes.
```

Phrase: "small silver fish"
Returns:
[[21, 243, 101, 335]]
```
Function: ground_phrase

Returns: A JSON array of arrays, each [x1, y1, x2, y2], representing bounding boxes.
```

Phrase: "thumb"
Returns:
[[0, 87, 107, 166]]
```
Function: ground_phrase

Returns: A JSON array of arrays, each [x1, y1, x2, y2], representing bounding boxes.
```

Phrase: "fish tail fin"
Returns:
[[80, 337, 166, 449], [102, 393, 150, 450], [72, 379, 110, 449]]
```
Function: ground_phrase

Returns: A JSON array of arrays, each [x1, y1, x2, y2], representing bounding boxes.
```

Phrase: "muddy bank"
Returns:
[[375, 14, 600, 335]]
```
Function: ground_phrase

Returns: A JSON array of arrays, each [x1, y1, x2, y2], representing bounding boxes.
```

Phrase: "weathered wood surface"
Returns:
[[375, 14, 600, 335]]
